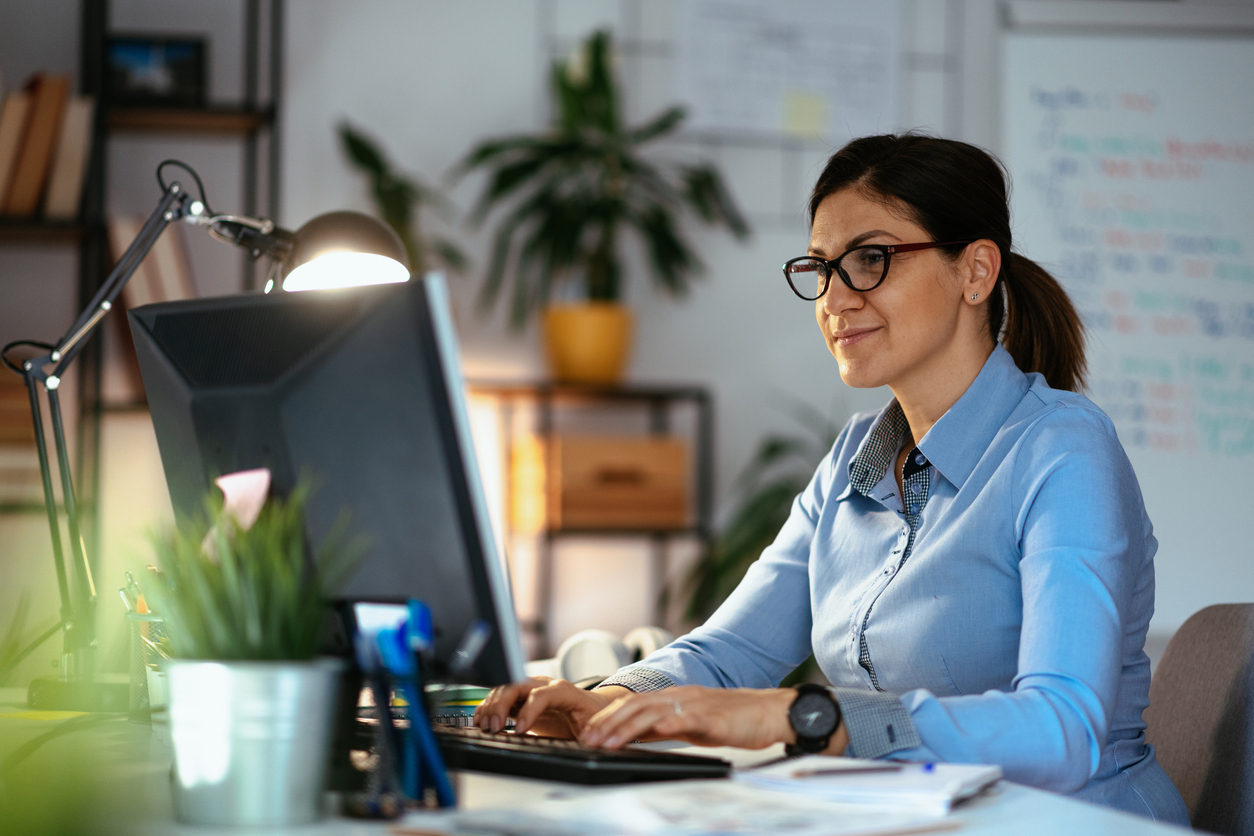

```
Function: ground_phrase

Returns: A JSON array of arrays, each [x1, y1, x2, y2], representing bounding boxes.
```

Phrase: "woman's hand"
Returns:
[[580, 686, 803, 751], [473, 677, 633, 739]]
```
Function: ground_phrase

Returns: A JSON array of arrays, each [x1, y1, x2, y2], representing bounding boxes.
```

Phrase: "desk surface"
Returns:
[[0, 690, 1190, 835]]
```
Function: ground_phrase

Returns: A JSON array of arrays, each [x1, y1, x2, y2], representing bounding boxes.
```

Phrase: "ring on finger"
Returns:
[[672, 700, 683, 716]]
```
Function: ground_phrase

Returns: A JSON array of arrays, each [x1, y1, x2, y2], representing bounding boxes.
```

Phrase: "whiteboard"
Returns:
[[675, 0, 902, 141], [1003, 32, 1254, 630]]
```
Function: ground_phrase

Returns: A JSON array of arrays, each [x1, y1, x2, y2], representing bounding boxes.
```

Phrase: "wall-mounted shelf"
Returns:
[[106, 106, 274, 135], [0, 222, 83, 244]]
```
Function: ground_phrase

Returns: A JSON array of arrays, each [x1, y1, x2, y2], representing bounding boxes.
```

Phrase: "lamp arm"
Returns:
[[0, 181, 191, 672], [53, 183, 191, 375], [0, 159, 296, 690]]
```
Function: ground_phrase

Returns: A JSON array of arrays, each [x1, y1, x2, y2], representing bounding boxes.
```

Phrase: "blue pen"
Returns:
[[377, 619, 456, 808], [377, 627, 421, 800]]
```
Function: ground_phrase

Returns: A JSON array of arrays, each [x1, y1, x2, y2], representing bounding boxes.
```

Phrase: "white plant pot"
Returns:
[[166, 657, 342, 827]]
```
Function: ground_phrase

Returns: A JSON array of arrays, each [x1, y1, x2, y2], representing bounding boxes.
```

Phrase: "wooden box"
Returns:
[[511, 435, 689, 532]]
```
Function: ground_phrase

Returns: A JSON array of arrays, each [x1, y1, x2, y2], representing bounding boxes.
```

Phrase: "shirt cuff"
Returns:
[[828, 686, 921, 759], [595, 667, 676, 693]]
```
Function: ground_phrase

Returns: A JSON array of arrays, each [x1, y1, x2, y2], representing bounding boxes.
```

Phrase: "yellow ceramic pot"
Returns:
[[542, 303, 633, 385]]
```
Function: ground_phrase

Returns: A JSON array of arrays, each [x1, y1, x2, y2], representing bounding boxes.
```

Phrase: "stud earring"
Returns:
[[970, 293, 979, 301]]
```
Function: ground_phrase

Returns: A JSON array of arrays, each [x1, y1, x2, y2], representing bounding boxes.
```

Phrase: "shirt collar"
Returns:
[[845, 344, 1029, 495], [848, 400, 911, 497], [917, 344, 1029, 489]]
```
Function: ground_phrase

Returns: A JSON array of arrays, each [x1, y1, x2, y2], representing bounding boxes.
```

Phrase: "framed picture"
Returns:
[[106, 35, 206, 108]]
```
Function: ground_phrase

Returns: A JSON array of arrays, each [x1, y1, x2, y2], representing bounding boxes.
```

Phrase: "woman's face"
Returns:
[[810, 188, 971, 391]]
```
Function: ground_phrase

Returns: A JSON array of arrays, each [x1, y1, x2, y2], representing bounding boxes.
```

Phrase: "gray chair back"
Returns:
[[1145, 603, 1254, 835]]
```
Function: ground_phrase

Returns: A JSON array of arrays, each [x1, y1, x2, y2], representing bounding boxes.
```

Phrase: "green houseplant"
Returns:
[[457, 29, 748, 383], [149, 475, 359, 827], [339, 123, 467, 279]]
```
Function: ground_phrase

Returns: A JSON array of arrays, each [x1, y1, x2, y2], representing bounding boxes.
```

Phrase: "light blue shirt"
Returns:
[[603, 345, 1189, 825]]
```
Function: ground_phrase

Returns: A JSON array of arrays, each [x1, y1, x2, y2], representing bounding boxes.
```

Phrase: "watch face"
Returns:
[[791, 691, 838, 738]]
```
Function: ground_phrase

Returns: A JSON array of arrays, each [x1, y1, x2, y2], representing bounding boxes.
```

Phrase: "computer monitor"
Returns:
[[127, 275, 525, 686]]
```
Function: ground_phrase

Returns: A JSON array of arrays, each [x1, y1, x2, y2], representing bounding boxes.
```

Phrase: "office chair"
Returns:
[[1145, 603, 1254, 835]]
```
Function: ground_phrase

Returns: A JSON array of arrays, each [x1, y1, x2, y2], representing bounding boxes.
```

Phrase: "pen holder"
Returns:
[[126, 612, 165, 722]]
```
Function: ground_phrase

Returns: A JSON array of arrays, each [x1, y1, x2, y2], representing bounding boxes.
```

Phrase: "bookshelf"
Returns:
[[0, 0, 283, 587], [470, 382, 715, 657], [0, 220, 82, 243], [105, 105, 274, 135]]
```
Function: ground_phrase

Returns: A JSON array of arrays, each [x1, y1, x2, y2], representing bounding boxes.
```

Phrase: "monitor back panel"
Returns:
[[128, 281, 515, 684]]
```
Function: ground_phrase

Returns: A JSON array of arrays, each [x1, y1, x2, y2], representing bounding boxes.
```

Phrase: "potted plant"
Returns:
[[339, 123, 468, 278], [149, 470, 359, 827], [457, 29, 749, 384]]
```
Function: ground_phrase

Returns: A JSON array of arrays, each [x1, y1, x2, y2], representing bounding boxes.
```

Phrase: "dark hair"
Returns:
[[808, 134, 1086, 392]]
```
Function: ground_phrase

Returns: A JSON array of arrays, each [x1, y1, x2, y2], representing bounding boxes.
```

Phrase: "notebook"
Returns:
[[738, 756, 1002, 815]]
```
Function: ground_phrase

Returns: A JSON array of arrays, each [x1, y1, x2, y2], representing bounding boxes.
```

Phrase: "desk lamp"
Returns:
[[1, 160, 409, 710]]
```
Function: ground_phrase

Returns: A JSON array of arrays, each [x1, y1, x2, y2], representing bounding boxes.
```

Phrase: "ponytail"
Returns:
[[809, 133, 1089, 392], [992, 253, 1087, 392]]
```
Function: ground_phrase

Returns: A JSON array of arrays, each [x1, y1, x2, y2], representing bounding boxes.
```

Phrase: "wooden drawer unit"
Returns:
[[511, 435, 689, 532]]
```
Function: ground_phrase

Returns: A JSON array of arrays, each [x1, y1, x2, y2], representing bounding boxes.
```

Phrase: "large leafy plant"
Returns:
[[149, 483, 360, 661], [457, 29, 749, 327], [340, 123, 467, 278]]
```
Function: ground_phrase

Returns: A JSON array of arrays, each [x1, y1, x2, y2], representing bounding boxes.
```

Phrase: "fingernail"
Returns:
[[604, 736, 620, 748], [491, 717, 501, 733]]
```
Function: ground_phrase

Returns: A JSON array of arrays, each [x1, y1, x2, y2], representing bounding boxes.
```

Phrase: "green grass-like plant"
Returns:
[[148, 482, 360, 661]]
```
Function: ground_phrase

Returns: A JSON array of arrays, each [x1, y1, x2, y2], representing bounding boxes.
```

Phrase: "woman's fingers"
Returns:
[[581, 687, 797, 750], [514, 679, 611, 737], [473, 676, 551, 732], [582, 689, 695, 748], [597, 700, 684, 749]]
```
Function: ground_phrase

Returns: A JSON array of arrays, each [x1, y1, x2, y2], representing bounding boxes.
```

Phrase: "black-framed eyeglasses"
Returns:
[[782, 240, 975, 299]]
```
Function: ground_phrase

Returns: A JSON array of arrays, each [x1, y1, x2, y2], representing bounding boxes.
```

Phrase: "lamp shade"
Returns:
[[280, 211, 410, 292]]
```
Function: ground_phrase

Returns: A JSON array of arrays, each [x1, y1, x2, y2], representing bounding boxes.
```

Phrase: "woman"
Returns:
[[476, 134, 1190, 824]]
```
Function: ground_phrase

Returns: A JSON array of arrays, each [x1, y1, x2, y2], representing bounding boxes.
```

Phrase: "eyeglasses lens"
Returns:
[[786, 259, 827, 300], [842, 247, 888, 291]]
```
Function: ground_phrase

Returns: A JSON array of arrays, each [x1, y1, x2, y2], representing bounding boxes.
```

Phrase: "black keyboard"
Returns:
[[433, 725, 732, 785]]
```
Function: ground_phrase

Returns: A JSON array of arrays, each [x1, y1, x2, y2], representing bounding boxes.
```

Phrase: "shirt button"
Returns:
[[910, 504, 920, 514], [914, 454, 926, 465]]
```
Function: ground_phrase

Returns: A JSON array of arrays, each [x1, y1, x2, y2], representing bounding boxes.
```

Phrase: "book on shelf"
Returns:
[[43, 96, 94, 221], [0, 90, 32, 210], [107, 216, 197, 307], [0, 375, 40, 506], [0, 375, 35, 446], [103, 216, 197, 404], [2, 73, 71, 217]]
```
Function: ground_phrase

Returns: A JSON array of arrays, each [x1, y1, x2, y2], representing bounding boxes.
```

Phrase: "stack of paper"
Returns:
[[738, 756, 1002, 816], [397, 780, 960, 836]]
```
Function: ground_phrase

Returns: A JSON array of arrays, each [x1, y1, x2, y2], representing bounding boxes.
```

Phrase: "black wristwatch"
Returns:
[[786, 683, 842, 756]]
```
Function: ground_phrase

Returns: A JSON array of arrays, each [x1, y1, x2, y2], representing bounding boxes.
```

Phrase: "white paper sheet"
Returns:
[[397, 780, 956, 836], [676, 0, 903, 142]]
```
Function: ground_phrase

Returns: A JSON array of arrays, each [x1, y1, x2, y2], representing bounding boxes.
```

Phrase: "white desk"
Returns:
[[0, 693, 1191, 836]]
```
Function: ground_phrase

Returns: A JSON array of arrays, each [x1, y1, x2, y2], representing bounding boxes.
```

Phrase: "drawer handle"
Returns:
[[594, 467, 645, 485]]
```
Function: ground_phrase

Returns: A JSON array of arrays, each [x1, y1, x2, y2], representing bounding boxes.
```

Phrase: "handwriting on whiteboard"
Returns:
[[1006, 37, 1254, 459]]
